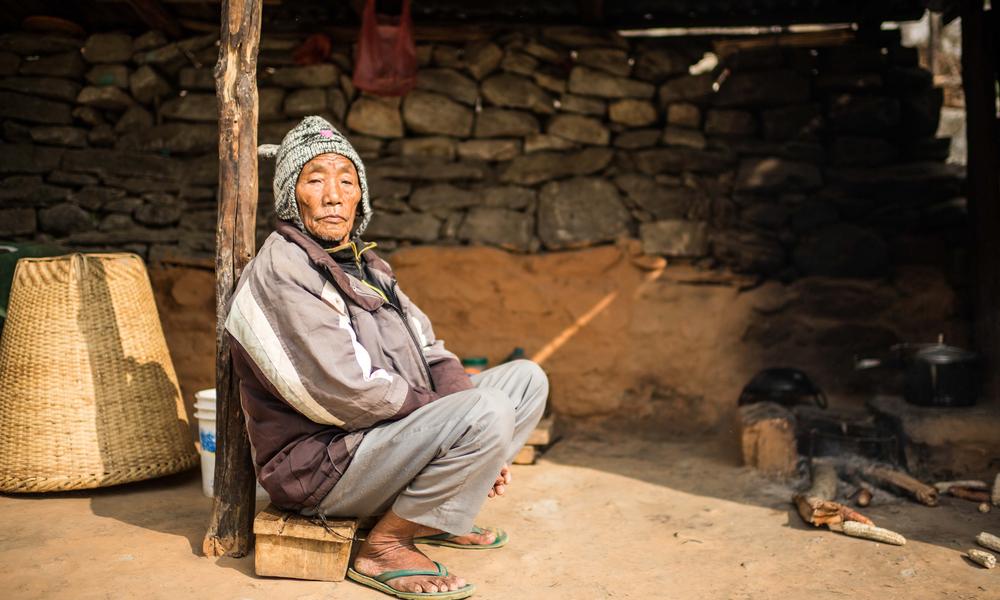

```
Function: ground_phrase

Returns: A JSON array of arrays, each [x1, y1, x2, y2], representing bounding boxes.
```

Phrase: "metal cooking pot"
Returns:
[[738, 367, 828, 408], [854, 339, 979, 407]]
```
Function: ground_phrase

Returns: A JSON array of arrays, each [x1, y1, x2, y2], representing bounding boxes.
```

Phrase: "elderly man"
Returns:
[[225, 116, 547, 599]]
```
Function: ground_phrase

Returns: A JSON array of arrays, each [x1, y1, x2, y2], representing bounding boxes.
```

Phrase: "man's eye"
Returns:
[[341, 180, 354, 185], [308, 178, 322, 184]]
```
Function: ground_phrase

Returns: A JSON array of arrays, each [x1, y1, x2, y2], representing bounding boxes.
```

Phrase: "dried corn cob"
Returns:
[[967, 549, 996, 569], [933, 480, 988, 493], [841, 521, 906, 546], [975, 532, 1000, 553]]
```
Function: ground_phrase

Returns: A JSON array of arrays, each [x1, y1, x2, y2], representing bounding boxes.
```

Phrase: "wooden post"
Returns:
[[203, 0, 262, 558], [960, 2, 1000, 405]]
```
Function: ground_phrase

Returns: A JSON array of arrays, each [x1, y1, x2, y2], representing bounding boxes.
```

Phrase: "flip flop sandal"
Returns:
[[347, 560, 475, 600], [413, 526, 508, 550]]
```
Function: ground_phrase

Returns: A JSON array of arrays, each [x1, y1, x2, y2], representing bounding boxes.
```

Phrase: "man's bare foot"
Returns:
[[413, 524, 498, 546], [352, 511, 467, 594]]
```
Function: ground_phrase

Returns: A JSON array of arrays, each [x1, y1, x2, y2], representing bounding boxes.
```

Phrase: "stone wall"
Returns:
[[0, 26, 966, 282]]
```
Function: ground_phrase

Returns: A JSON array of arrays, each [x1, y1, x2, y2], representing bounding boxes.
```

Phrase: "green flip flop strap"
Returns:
[[419, 526, 485, 542], [374, 561, 448, 584]]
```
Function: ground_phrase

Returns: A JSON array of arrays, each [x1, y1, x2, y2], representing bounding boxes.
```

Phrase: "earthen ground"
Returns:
[[1, 429, 996, 600]]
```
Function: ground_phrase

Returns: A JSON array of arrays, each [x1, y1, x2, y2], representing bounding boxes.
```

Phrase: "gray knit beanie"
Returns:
[[258, 115, 372, 236]]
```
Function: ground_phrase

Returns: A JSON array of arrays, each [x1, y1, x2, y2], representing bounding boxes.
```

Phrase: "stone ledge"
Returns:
[[868, 395, 1000, 480]]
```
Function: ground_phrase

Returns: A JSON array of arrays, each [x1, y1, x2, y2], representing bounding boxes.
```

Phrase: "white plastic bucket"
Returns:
[[193, 388, 268, 499]]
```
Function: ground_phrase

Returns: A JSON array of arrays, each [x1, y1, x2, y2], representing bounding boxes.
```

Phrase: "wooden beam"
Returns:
[[576, 0, 604, 23], [713, 29, 854, 58], [125, 0, 185, 39], [326, 23, 493, 43], [960, 1, 1000, 405], [203, 0, 261, 558]]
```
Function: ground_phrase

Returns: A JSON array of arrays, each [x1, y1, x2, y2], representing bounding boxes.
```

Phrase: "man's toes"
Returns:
[[433, 577, 452, 591], [450, 575, 467, 590], [401, 578, 432, 593]]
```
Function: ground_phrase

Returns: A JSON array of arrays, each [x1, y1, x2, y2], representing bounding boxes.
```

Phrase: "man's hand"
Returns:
[[488, 464, 512, 498]]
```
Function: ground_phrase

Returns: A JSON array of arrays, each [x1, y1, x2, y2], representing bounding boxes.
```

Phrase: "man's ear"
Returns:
[[350, 204, 361, 234]]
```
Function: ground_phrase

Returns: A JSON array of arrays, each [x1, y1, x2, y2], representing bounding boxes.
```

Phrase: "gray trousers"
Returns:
[[302, 359, 548, 535]]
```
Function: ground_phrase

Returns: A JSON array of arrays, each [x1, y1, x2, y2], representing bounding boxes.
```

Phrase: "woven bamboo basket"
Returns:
[[0, 253, 198, 492]]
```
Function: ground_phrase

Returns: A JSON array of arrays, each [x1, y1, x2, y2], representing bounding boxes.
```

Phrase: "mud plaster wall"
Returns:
[[153, 242, 965, 439]]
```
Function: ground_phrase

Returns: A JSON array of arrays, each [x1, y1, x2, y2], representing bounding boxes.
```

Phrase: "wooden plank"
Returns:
[[738, 401, 797, 478], [526, 415, 558, 447], [202, 0, 261, 559], [961, 1, 1000, 405], [513, 445, 536, 465]]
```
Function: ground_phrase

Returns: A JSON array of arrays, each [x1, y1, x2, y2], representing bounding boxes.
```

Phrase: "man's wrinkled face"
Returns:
[[295, 153, 361, 244]]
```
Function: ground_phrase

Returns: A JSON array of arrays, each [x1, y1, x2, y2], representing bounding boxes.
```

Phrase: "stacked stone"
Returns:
[[0, 30, 222, 260], [701, 39, 964, 278], [0, 25, 965, 279]]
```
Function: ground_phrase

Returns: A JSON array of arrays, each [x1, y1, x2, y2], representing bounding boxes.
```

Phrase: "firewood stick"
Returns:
[[810, 462, 838, 499], [846, 473, 895, 506], [862, 465, 939, 507], [975, 532, 1000, 553], [967, 549, 996, 569], [839, 503, 875, 525], [837, 521, 906, 546], [993, 473, 1000, 507], [947, 486, 992, 503], [793, 463, 874, 527], [933, 480, 988, 493], [794, 462, 837, 525]]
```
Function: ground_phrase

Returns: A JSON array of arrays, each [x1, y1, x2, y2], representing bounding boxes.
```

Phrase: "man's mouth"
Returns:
[[317, 215, 346, 223]]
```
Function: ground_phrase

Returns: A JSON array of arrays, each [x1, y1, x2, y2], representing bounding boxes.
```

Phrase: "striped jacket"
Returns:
[[225, 221, 472, 510]]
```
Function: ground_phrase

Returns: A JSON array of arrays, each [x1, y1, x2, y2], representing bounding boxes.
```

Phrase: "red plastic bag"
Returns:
[[293, 34, 332, 66], [352, 0, 417, 96]]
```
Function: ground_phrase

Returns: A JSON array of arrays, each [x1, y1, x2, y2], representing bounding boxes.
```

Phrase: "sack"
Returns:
[[352, 0, 417, 96]]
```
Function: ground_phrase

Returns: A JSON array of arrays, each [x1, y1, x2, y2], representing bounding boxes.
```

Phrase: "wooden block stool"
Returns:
[[513, 415, 560, 465], [254, 504, 357, 581]]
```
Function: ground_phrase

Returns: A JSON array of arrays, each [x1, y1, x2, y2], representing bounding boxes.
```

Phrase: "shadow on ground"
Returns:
[[543, 422, 1000, 556]]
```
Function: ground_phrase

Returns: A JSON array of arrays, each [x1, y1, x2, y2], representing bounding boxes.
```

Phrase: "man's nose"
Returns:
[[321, 181, 342, 205]]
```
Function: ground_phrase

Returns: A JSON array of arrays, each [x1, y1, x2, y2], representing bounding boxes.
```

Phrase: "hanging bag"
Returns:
[[352, 0, 417, 96]]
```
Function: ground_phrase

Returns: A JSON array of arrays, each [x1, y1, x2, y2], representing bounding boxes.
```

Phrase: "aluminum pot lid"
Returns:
[[915, 344, 978, 364]]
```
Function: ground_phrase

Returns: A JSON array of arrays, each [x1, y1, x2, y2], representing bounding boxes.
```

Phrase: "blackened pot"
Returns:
[[904, 344, 979, 407]]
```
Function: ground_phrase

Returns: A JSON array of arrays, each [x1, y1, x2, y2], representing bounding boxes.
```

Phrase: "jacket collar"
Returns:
[[275, 221, 388, 312]]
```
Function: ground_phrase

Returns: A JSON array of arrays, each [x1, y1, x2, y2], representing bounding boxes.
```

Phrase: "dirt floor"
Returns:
[[1, 430, 996, 600]]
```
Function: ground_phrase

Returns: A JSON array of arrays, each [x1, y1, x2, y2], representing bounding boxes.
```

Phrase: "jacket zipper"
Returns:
[[355, 257, 435, 391], [323, 240, 436, 390], [390, 300, 436, 392]]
